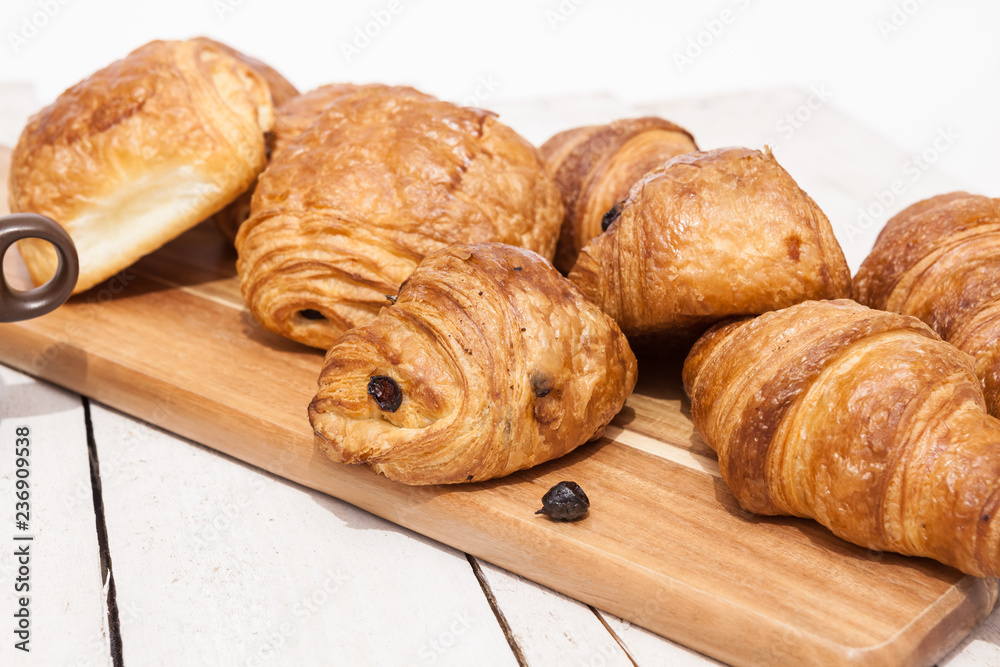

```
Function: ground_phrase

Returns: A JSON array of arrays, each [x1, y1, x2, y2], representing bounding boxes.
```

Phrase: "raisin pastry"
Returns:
[[237, 86, 564, 349], [568, 147, 851, 344], [309, 243, 637, 485], [10, 38, 274, 292], [541, 117, 697, 273]]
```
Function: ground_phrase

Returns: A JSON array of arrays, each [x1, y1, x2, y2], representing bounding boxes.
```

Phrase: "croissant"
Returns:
[[568, 147, 852, 343], [308, 242, 637, 485], [541, 117, 697, 273], [683, 299, 1000, 578], [853, 192, 1000, 417], [237, 86, 564, 349], [10, 38, 274, 293]]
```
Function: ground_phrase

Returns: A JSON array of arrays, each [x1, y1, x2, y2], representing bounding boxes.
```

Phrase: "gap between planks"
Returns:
[[84, 398, 126, 667], [467, 554, 529, 666]]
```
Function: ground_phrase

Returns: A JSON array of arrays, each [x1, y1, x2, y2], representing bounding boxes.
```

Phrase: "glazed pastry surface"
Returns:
[[237, 87, 564, 349], [309, 243, 637, 485], [11, 38, 274, 292], [569, 147, 851, 343], [853, 192, 1000, 416], [541, 117, 697, 273], [683, 299, 1000, 577], [212, 83, 372, 241]]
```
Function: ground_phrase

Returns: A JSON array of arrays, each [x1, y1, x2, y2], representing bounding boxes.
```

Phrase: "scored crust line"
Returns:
[[603, 425, 721, 477]]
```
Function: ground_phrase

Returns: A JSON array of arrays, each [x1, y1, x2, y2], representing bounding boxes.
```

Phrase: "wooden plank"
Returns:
[[89, 402, 518, 666], [0, 366, 111, 666], [598, 611, 723, 666], [474, 560, 635, 666], [0, 91, 995, 666]]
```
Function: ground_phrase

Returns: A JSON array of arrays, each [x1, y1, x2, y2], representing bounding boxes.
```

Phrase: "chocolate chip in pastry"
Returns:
[[684, 299, 1000, 577], [10, 38, 275, 293], [309, 243, 637, 485], [541, 117, 697, 273], [568, 147, 851, 344], [237, 86, 564, 349], [853, 192, 1000, 417]]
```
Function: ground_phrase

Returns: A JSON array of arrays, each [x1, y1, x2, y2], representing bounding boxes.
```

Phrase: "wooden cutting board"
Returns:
[[1, 94, 995, 666]]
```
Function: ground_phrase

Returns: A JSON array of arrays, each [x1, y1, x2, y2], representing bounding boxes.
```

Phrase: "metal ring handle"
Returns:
[[0, 213, 79, 323]]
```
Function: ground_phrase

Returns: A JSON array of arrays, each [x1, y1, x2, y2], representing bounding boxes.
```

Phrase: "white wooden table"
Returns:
[[2, 90, 1000, 666]]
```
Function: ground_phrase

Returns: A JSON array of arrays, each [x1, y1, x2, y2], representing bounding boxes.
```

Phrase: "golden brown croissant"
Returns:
[[237, 86, 564, 349], [309, 242, 637, 485], [10, 38, 274, 293], [853, 192, 1000, 417], [683, 299, 1000, 578], [541, 117, 697, 273], [568, 147, 852, 343]]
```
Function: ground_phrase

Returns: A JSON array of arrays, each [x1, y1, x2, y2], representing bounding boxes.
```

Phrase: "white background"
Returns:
[[0, 0, 997, 196]]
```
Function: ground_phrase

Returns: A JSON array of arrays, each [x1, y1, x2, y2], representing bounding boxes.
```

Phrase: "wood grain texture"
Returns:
[[0, 367, 112, 666], [89, 403, 518, 667], [0, 93, 996, 665]]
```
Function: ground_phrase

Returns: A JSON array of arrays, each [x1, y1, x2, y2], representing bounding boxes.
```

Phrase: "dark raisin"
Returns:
[[535, 481, 589, 521], [531, 372, 553, 398], [368, 375, 402, 412], [385, 294, 397, 304], [300, 309, 326, 320], [601, 201, 624, 232], [513, 266, 522, 272]]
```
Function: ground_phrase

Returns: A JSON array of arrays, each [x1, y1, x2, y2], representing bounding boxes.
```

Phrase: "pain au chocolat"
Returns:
[[213, 84, 394, 241], [10, 38, 275, 294], [541, 117, 698, 273], [568, 147, 851, 344], [309, 243, 637, 485], [237, 86, 564, 349]]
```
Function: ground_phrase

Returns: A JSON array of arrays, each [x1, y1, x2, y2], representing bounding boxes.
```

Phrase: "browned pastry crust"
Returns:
[[853, 192, 1000, 416], [216, 84, 436, 240], [309, 242, 637, 485], [211, 83, 360, 241], [10, 39, 274, 293], [541, 117, 697, 273], [190, 38, 299, 242], [237, 87, 564, 349], [568, 147, 851, 343], [192, 37, 298, 106], [683, 299, 1000, 578]]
